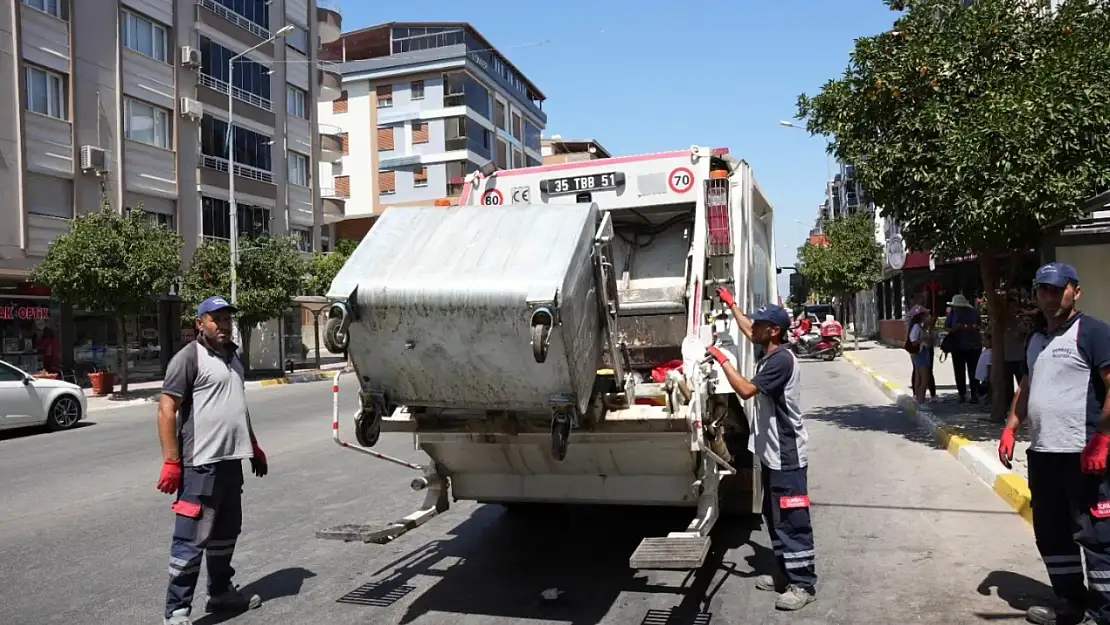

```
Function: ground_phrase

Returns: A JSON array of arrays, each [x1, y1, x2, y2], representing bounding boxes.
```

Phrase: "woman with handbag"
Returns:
[[944, 294, 983, 403]]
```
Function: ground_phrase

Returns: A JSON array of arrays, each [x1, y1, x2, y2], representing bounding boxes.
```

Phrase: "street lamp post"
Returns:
[[227, 24, 294, 345]]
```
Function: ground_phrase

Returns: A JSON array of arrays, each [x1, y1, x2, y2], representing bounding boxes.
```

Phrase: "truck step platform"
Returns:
[[315, 522, 412, 544], [629, 536, 711, 570]]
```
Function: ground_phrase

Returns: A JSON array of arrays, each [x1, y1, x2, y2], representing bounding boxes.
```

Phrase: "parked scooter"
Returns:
[[790, 316, 843, 361]]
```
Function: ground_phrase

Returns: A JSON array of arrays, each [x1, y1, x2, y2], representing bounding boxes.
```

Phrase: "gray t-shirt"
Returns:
[[162, 338, 254, 467], [747, 347, 807, 471], [1026, 313, 1110, 453]]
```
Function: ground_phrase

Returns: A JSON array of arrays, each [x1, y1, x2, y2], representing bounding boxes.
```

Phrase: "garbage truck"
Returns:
[[316, 145, 779, 570]]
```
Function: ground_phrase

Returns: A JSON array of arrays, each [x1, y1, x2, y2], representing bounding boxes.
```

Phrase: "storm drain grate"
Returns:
[[640, 608, 713, 625], [337, 580, 416, 607]]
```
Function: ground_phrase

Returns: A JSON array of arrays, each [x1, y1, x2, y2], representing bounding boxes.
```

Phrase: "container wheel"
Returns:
[[324, 316, 348, 353], [531, 323, 550, 363], [354, 409, 381, 447]]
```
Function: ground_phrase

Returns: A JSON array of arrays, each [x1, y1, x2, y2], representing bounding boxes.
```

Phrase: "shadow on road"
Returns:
[[335, 504, 763, 625], [193, 567, 318, 625], [0, 421, 96, 441], [804, 402, 944, 448], [973, 570, 1054, 620]]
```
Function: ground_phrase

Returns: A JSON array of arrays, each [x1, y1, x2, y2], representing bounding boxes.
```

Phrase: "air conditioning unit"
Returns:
[[180, 45, 201, 69], [79, 145, 108, 173], [180, 97, 203, 121]]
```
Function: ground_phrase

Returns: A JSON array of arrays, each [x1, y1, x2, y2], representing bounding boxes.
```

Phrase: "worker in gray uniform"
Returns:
[[998, 263, 1110, 625], [156, 296, 269, 625]]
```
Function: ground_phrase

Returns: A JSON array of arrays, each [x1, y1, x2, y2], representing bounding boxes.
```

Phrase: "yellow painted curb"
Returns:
[[258, 378, 290, 387], [936, 426, 971, 456], [993, 473, 1034, 524]]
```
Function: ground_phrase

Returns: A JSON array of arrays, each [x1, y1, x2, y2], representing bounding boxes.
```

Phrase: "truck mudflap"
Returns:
[[315, 368, 450, 544]]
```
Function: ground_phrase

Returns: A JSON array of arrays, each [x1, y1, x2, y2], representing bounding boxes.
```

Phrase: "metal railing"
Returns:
[[318, 123, 344, 137], [198, 72, 273, 112], [320, 187, 349, 199], [199, 0, 269, 39], [202, 154, 274, 184]]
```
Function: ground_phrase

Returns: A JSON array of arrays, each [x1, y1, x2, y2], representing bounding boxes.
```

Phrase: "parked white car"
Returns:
[[0, 360, 87, 432]]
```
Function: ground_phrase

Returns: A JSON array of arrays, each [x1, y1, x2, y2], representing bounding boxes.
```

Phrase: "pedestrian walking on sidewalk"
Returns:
[[908, 308, 936, 410], [905, 295, 936, 398], [156, 296, 269, 625], [709, 288, 817, 612], [945, 294, 983, 403], [997, 263, 1110, 625]]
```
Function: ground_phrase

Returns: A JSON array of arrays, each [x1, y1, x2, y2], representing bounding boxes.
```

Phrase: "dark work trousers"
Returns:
[[165, 460, 245, 619], [761, 463, 817, 591], [951, 349, 980, 400], [1027, 450, 1110, 624]]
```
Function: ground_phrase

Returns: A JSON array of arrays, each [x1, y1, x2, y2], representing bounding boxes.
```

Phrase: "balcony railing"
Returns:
[[199, 73, 273, 112], [199, 0, 269, 39], [445, 137, 467, 151], [443, 92, 464, 107], [447, 182, 465, 197], [202, 154, 274, 183]]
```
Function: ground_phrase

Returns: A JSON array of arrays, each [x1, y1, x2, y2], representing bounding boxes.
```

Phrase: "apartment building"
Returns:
[[541, 137, 611, 165], [0, 0, 342, 378], [317, 22, 547, 241]]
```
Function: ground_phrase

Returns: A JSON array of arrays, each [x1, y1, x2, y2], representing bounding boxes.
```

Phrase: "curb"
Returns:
[[842, 353, 1033, 525], [86, 369, 341, 413]]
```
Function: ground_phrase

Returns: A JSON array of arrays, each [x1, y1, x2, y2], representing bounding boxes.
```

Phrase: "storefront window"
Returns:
[[0, 296, 61, 373], [73, 303, 162, 382]]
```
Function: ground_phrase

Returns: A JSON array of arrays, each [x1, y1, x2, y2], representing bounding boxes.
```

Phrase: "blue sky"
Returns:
[[337, 0, 900, 297]]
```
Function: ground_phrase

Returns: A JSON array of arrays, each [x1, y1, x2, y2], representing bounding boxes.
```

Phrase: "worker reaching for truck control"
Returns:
[[708, 287, 818, 612]]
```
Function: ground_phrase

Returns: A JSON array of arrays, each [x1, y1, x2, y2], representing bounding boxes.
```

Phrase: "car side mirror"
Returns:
[[22, 375, 32, 385]]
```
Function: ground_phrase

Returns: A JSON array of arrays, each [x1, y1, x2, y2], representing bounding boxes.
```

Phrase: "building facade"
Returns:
[[541, 137, 611, 165], [317, 22, 547, 241], [0, 0, 342, 379]]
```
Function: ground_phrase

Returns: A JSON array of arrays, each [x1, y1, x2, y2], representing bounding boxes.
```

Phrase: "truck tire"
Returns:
[[324, 317, 348, 353]]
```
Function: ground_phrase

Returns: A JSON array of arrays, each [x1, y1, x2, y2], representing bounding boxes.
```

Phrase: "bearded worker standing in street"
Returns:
[[156, 296, 269, 625], [998, 263, 1110, 625], [708, 287, 816, 612]]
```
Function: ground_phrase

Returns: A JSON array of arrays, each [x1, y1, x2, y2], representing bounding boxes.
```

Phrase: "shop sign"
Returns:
[[0, 304, 51, 320]]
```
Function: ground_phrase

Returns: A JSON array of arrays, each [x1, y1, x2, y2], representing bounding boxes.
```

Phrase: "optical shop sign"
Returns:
[[0, 304, 50, 320]]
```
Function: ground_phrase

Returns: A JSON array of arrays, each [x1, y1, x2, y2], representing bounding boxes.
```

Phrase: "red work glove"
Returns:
[[157, 460, 183, 494], [998, 428, 1016, 470], [1082, 433, 1110, 474], [707, 346, 729, 366], [716, 287, 736, 309], [250, 443, 268, 478]]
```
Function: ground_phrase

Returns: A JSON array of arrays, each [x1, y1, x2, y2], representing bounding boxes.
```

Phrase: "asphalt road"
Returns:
[[0, 359, 1054, 625]]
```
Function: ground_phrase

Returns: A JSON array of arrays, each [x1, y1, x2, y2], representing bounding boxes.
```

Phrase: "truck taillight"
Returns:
[[705, 172, 732, 257]]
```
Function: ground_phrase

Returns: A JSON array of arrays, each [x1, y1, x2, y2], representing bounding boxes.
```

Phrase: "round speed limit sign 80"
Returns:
[[482, 189, 504, 205]]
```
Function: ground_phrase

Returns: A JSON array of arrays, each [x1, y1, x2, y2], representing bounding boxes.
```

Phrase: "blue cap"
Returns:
[[750, 304, 792, 331], [197, 296, 238, 318], [1034, 262, 1080, 288]]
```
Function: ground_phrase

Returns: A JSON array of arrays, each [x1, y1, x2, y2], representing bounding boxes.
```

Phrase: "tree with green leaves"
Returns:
[[31, 203, 183, 393], [306, 238, 357, 296], [180, 235, 307, 373], [795, 0, 1110, 417], [798, 213, 884, 349]]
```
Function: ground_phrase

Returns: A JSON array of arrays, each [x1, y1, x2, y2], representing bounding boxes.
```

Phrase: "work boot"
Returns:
[[754, 574, 783, 592], [1025, 599, 1088, 625], [162, 607, 192, 625], [775, 584, 816, 611], [204, 586, 262, 613]]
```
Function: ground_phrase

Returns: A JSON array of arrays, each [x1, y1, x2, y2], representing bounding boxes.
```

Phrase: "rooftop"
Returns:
[[542, 138, 613, 159]]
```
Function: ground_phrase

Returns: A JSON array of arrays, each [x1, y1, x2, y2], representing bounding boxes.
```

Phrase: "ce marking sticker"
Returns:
[[511, 186, 531, 203]]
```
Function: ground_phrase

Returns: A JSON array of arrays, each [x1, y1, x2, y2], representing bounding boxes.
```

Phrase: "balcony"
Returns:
[[202, 154, 274, 183], [319, 187, 346, 223], [199, 0, 269, 39], [319, 124, 344, 163], [443, 92, 464, 107], [445, 137, 467, 152], [318, 62, 342, 102], [316, 0, 342, 45], [199, 72, 273, 112]]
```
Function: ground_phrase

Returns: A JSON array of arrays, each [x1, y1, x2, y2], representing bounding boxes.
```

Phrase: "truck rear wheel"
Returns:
[[324, 316, 348, 353]]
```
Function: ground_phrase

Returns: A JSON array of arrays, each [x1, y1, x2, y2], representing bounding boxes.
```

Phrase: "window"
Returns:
[[199, 36, 271, 105], [333, 90, 348, 114], [22, 0, 63, 19], [127, 208, 175, 229], [493, 99, 506, 130], [511, 112, 522, 141], [286, 85, 306, 118], [334, 175, 350, 197], [122, 10, 168, 62], [200, 115, 272, 172], [414, 167, 428, 188], [0, 360, 26, 382], [379, 171, 395, 195], [287, 151, 308, 186], [377, 126, 395, 151], [285, 24, 308, 55], [512, 148, 522, 169], [412, 121, 429, 144], [524, 120, 541, 152], [495, 139, 508, 170], [291, 227, 313, 252], [25, 66, 66, 120], [411, 80, 424, 100], [201, 196, 270, 240], [124, 98, 171, 148], [390, 26, 464, 54], [212, 0, 269, 30], [377, 84, 393, 108]]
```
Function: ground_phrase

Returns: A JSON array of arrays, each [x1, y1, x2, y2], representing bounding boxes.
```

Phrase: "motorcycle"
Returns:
[[790, 324, 843, 361]]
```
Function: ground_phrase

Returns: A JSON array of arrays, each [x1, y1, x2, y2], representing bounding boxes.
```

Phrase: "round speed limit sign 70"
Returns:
[[482, 188, 504, 205], [669, 167, 695, 194]]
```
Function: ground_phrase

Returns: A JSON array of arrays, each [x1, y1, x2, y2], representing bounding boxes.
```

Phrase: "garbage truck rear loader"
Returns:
[[316, 145, 780, 570]]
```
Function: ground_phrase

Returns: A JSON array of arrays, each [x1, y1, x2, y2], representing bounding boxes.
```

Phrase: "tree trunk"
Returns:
[[240, 324, 253, 376], [979, 255, 1008, 422], [117, 315, 130, 394], [852, 294, 860, 352]]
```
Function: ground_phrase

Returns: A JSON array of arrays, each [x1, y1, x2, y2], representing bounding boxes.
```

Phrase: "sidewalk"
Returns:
[[84, 361, 347, 413], [841, 338, 1033, 525]]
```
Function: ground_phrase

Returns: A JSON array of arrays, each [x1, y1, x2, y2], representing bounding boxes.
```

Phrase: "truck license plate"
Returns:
[[541, 172, 625, 196]]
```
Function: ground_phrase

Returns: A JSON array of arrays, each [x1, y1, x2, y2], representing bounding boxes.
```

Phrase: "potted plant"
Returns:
[[88, 370, 115, 397]]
